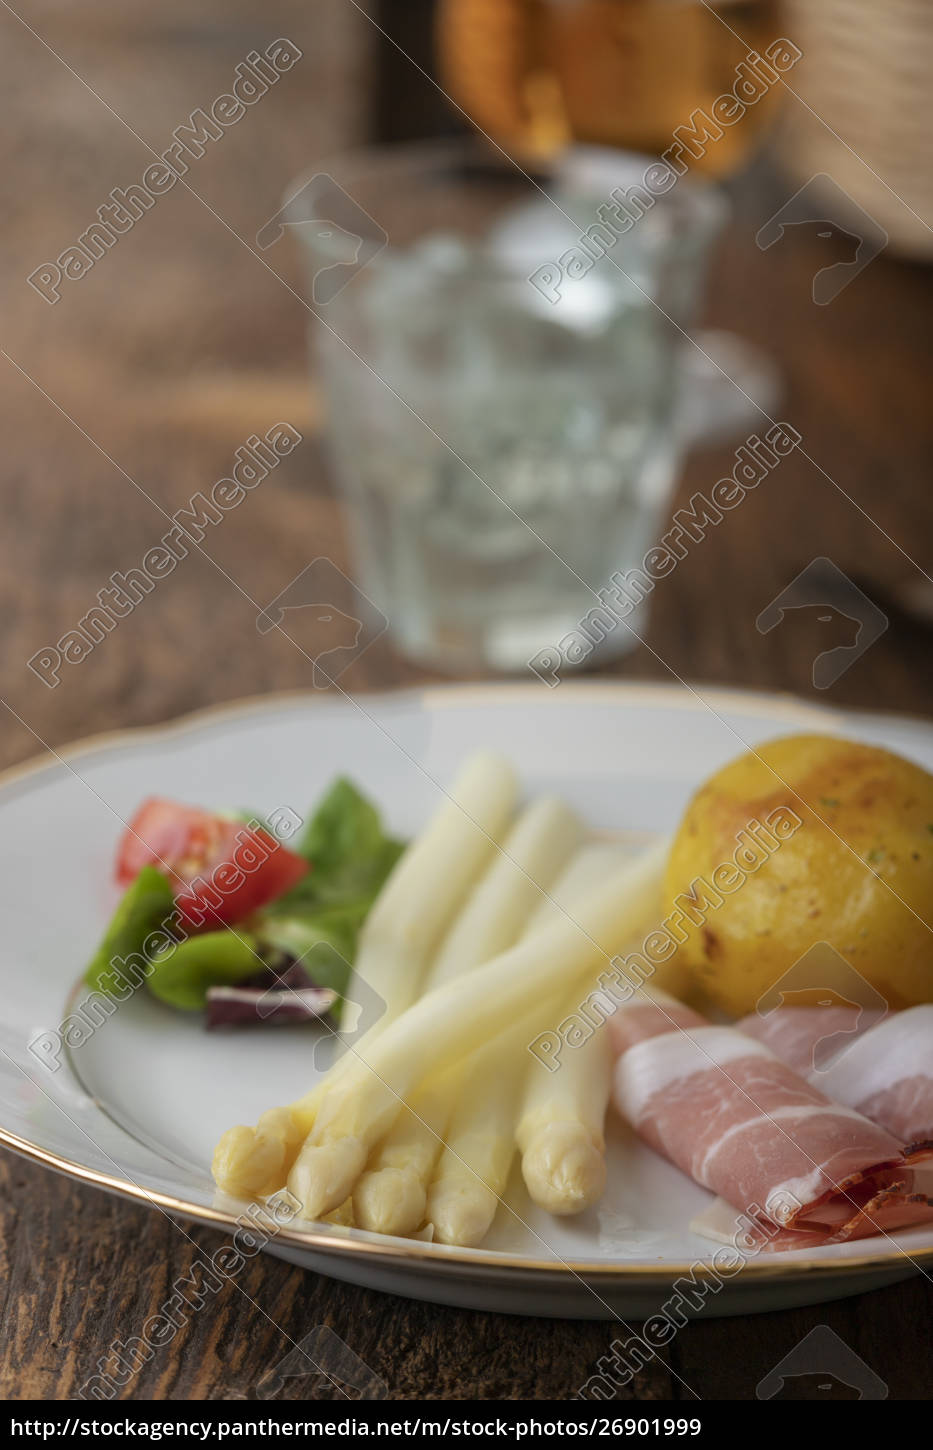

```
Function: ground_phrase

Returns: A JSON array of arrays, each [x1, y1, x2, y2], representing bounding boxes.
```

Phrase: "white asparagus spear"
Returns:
[[527, 835, 685, 995], [352, 797, 583, 1235], [514, 841, 666, 1216], [516, 1019, 612, 1215], [424, 797, 583, 989], [500, 845, 619, 1220], [424, 1018, 543, 1247], [517, 847, 617, 1215], [285, 842, 667, 1219], [212, 1106, 306, 1200], [338, 750, 518, 1033], [352, 1070, 459, 1235], [525, 841, 647, 935], [425, 1075, 518, 1246]]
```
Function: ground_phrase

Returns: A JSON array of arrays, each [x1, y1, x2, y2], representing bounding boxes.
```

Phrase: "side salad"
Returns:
[[84, 779, 405, 1027]]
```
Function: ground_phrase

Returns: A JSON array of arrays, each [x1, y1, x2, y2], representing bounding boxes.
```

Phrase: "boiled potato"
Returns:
[[664, 734, 933, 1016]]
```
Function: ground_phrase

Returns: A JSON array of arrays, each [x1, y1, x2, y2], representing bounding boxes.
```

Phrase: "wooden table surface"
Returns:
[[1, 1, 931, 1404]]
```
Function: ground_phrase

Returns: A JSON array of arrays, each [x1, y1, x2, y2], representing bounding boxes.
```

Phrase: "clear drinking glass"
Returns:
[[287, 141, 726, 673]]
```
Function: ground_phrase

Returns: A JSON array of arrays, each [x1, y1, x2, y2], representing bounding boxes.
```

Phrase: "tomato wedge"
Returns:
[[115, 798, 308, 930]]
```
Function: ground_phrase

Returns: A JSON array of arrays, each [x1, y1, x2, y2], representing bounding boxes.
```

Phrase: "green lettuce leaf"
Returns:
[[146, 932, 262, 1011], [84, 866, 176, 998], [256, 777, 404, 995]]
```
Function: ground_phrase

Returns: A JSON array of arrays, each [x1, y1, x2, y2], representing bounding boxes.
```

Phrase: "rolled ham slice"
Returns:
[[609, 992, 933, 1250], [734, 1004, 883, 1075], [738, 1004, 933, 1152]]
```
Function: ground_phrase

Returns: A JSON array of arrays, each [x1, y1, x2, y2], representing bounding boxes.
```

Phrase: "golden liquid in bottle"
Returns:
[[437, 0, 782, 174]]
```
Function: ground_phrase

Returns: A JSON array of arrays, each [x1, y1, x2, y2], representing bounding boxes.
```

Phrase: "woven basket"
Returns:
[[778, 0, 933, 258]]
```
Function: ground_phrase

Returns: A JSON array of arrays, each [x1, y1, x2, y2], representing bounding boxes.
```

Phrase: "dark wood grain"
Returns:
[[1, 1, 931, 1405]]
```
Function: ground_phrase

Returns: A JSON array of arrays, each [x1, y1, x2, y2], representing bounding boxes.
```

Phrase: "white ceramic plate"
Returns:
[[2, 682, 932, 1320]]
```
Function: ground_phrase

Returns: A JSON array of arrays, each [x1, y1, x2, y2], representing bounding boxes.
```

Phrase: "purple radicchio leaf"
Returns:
[[205, 957, 337, 1028]]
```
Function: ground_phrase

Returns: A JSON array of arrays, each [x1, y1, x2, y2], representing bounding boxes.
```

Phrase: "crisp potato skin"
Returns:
[[664, 734, 933, 1016]]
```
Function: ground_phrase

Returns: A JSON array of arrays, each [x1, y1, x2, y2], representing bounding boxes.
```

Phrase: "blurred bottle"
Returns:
[[437, 0, 782, 175]]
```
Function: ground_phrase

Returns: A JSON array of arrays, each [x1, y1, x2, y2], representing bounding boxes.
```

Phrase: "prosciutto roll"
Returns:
[[734, 1005, 882, 1075], [738, 1004, 933, 1151], [609, 993, 933, 1247]]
